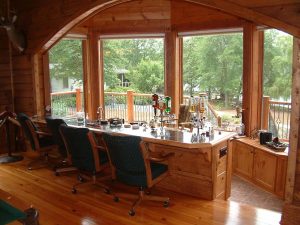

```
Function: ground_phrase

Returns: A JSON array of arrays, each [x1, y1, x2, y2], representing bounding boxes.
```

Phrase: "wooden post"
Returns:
[[75, 88, 82, 112], [127, 90, 134, 122], [281, 38, 300, 225], [165, 31, 180, 117], [86, 30, 100, 119], [262, 96, 270, 130], [99, 40, 105, 119], [242, 22, 264, 136], [32, 53, 44, 116]]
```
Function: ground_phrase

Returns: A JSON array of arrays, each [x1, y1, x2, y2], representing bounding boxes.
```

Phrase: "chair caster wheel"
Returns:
[[163, 201, 169, 207], [77, 175, 84, 182], [113, 197, 119, 202], [104, 188, 110, 194], [28, 167, 32, 170], [129, 210, 135, 216], [72, 188, 77, 194]]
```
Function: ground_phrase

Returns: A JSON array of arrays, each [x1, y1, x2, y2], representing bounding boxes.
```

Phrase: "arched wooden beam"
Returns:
[[188, 0, 300, 37], [39, 0, 300, 54], [40, 0, 131, 53]]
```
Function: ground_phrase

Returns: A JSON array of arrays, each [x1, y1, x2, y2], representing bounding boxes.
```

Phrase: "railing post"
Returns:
[[76, 88, 82, 112], [262, 96, 270, 130], [127, 90, 134, 122]]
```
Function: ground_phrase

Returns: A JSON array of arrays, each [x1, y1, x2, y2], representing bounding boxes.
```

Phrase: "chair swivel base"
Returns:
[[114, 188, 170, 216], [0, 154, 24, 164]]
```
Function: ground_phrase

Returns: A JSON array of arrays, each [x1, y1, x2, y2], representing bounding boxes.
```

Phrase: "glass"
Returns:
[[76, 111, 85, 125]]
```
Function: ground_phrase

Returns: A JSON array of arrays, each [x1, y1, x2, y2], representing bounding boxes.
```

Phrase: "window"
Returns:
[[102, 37, 165, 122], [49, 38, 85, 117], [182, 32, 243, 129], [262, 29, 292, 140]]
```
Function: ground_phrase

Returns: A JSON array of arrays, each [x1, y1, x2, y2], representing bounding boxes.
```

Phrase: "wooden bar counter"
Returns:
[[33, 118, 236, 200], [81, 122, 236, 200]]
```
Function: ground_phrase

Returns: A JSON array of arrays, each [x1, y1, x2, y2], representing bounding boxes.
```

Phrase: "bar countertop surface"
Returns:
[[71, 121, 237, 149]]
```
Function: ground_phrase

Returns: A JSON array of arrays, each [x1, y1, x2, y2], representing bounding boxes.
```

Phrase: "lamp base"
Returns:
[[0, 155, 24, 164]]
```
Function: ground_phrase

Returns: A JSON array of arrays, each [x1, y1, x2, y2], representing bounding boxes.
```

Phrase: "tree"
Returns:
[[129, 60, 164, 93], [263, 30, 292, 100], [49, 39, 83, 80], [183, 33, 243, 108], [102, 38, 164, 92]]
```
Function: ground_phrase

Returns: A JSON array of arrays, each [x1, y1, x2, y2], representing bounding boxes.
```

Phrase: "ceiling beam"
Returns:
[[188, 0, 300, 37]]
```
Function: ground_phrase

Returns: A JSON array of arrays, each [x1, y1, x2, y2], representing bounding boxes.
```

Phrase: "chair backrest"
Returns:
[[17, 113, 37, 150], [102, 133, 145, 177], [59, 125, 98, 172], [45, 117, 67, 157]]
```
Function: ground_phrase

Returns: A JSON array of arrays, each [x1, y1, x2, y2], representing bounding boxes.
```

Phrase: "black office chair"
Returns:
[[45, 117, 77, 176], [102, 133, 174, 216], [17, 113, 57, 170], [59, 125, 110, 194]]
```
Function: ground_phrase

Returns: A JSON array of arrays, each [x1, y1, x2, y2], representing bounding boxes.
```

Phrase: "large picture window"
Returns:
[[102, 37, 165, 122], [182, 32, 243, 129], [48, 38, 85, 118], [262, 29, 292, 140]]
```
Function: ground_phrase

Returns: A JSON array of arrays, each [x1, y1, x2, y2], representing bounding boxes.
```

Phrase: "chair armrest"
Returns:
[[148, 152, 174, 162], [35, 131, 52, 136], [95, 145, 106, 152]]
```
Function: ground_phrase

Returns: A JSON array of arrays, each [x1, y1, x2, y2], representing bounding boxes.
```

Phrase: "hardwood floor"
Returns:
[[0, 154, 282, 225]]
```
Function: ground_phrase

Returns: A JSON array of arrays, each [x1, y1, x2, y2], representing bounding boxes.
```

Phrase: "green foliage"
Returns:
[[49, 39, 83, 80], [129, 60, 164, 93], [51, 95, 76, 117], [103, 38, 164, 93], [183, 33, 243, 108], [263, 30, 292, 100]]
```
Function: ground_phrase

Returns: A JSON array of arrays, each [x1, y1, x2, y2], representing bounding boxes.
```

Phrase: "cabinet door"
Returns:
[[275, 156, 287, 198], [253, 149, 277, 191], [233, 142, 254, 179]]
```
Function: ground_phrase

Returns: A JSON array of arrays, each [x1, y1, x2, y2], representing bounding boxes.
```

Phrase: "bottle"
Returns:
[[199, 94, 206, 114], [152, 94, 158, 116], [189, 96, 195, 113], [158, 96, 165, 111], [165, 96, 171, 114]]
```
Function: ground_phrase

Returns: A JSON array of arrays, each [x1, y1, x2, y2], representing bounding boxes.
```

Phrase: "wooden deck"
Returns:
[[0, 153, 282, 225]]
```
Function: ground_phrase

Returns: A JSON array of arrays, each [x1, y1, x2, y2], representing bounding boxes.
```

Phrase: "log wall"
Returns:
[[0, 31, 12, 112]]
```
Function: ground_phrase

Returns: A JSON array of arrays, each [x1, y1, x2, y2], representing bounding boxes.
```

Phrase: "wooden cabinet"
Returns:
[[253, 149, 277, 191], [234, 142, 254, 179], [233, 139, 288, 198]]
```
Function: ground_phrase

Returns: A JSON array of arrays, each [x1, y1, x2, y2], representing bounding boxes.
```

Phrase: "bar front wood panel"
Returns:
[[152, 143, 212, 199], [145, 139, 230, 200]]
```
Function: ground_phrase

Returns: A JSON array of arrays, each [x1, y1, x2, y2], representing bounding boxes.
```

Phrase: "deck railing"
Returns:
[[104, 91, 153, 122], [50, 90, 221, 124], [50, 92, 291, 139], [50, 88, 83, 117], [262, 96, 291, 141]]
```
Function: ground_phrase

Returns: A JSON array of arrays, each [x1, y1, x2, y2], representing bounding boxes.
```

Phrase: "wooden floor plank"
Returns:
[[0, 155, 282, 225]]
